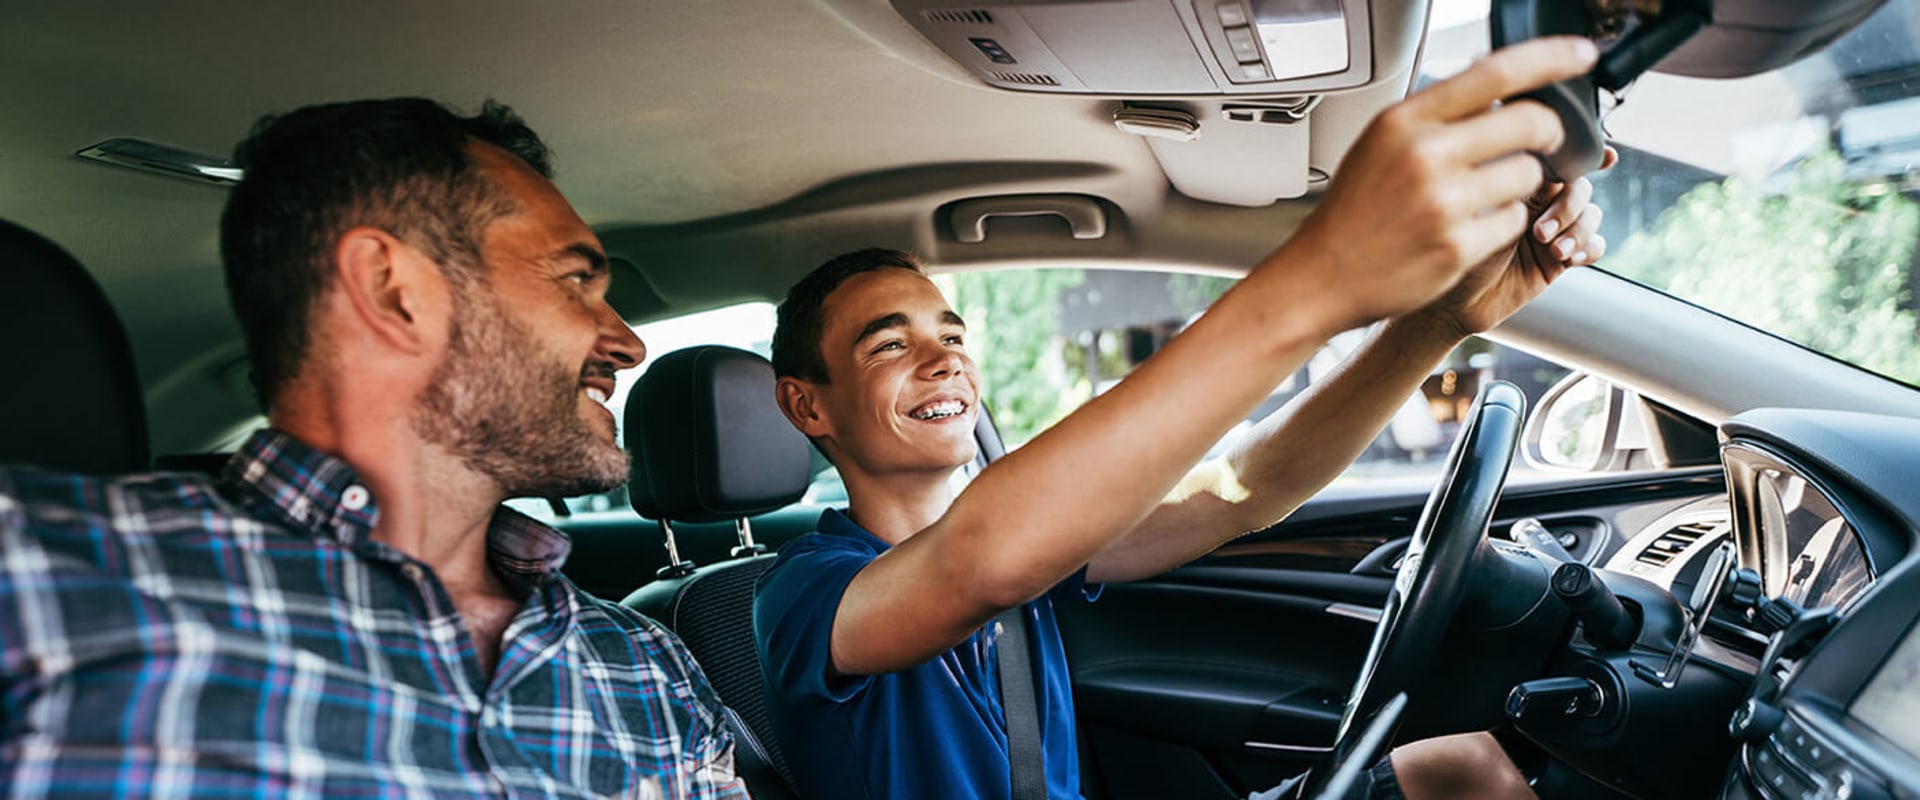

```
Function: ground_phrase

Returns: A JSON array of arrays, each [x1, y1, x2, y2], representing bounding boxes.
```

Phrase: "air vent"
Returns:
[[989, 71, 1060, 86], [1636, 521, 1717, 567], [924, 8, 994, 25]]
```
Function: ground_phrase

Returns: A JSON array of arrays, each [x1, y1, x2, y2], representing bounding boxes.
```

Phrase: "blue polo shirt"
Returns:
[[754, 509, 1099, 800]]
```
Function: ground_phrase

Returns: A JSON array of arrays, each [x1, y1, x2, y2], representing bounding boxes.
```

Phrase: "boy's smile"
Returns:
[[809, 269, 983, 477]]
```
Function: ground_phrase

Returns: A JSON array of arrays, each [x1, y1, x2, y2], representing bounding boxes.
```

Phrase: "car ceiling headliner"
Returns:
[[10, 2, 1917, 459], [2, 2, 1158, 267], [0, 0, 1446, 452], [0, 1, 1218, 380]]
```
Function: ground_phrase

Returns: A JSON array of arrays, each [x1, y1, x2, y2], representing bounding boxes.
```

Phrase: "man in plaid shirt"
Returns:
[[0, 99, 747, 798]]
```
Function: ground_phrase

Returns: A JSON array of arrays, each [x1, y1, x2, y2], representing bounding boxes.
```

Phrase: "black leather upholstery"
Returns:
[[0, 219, 149, 474], [620, 345, 811, 799], [625, 345, 811, 523]]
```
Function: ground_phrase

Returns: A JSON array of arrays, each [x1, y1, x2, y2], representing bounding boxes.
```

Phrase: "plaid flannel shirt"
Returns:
[[0, 430, 746, 799]]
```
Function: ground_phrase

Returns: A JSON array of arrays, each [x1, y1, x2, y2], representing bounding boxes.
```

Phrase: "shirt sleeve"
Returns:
[[663, 629, 747, 799], [754, 542, 875, 704], [600, 602, 750, 800], [683, 719, 750, 800]]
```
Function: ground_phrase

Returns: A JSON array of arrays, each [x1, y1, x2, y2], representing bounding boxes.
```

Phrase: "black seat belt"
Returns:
[[996, 605, 1047, 800]]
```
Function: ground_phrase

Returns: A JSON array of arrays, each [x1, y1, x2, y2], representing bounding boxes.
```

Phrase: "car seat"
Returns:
[[618, 345, 811, 800], [0, 218, 149, 474]]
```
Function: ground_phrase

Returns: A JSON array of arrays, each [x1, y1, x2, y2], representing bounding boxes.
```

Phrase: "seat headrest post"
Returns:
[[656, 519, 696, 580], [730, 518, 768, 559]]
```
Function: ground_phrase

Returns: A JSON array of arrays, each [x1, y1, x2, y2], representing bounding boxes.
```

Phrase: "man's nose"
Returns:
[[596, 302, 646, 370]]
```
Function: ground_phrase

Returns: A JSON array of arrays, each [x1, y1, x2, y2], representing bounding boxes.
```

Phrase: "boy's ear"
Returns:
[[776, 376, 832, 440]]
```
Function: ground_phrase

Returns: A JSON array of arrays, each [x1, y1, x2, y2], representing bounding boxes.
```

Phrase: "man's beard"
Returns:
[[413, 289, 630, 499]]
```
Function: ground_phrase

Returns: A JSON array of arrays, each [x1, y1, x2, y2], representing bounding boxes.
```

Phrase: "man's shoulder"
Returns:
[[0, 463, 228, 535], [568, 582, 707, 671], [573, 585, 674, 639], [0, 465, 247, 614], [565, 582, 733, 724]]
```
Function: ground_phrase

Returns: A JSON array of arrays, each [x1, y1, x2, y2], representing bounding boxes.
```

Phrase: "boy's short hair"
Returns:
[[771, 248, 923, 383]]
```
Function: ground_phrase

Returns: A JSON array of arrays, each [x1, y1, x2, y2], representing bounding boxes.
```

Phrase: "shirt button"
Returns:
[[342, 485, 371, 511], [401, 563, 424, 582]]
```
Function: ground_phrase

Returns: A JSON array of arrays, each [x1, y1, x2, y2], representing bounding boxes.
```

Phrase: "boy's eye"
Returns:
[[874, 341, 904, 353]]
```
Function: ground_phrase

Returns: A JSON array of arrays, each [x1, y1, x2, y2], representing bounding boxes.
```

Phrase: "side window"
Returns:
[[506, 301, 843, 522], [934, 268, 1583, 484]]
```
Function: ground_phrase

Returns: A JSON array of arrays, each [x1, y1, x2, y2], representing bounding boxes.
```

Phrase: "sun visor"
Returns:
[[1118, 101, 1318, 204], [891, 0, 1428, 96]]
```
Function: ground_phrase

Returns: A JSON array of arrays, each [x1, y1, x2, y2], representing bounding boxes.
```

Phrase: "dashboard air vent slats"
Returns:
[[1636, 521, 1717, 567]]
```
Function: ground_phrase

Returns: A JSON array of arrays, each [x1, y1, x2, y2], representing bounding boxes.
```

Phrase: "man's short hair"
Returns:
[[219, 98, 551, 408], [771, 248, 924, 383]]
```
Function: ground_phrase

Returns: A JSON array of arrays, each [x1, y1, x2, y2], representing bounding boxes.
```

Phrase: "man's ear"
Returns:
[[331, 227, 450, 356], [776, 376, 833, 440]]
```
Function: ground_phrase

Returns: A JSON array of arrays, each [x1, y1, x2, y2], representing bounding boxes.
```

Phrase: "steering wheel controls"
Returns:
[[1505, 676, 1606, 724], [1552, 562, 1639, 651], [1510, 516, 1575, 563]]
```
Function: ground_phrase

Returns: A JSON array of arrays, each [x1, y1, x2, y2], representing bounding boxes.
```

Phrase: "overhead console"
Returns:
[[886, 0, 1430, 206], [891, 0, 1379, 95]]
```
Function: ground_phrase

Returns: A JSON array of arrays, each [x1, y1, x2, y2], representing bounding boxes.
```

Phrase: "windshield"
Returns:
[[1429, 0, 1920, 386]]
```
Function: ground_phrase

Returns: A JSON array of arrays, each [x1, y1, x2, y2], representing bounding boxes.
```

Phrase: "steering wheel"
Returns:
[[1329, 380, 1527, 760]]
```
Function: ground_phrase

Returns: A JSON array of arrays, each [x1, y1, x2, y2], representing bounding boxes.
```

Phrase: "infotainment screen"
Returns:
[[1851, 617, 1920, 758]]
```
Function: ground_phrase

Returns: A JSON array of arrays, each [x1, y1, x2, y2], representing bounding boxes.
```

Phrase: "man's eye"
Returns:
[[873, 341, 904, 353], [944, 335, 965, 346]]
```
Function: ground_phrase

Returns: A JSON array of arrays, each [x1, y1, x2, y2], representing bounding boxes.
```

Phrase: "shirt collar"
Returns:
[[816, 507, 893, 553], [225, 429, 381, 547], [223, 429, 573, 576], [487, 506, 573, 579]]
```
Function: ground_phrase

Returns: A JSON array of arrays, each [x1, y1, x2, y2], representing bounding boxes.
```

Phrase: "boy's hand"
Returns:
[[1268, 36, 1602, 333]]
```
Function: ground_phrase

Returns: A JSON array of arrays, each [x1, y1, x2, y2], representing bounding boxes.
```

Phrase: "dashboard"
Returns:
[[1711, 409, 1920, 800]]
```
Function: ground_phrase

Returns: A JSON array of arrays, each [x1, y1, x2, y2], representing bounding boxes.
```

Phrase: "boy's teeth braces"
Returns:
[[913, 401, 965, 420]]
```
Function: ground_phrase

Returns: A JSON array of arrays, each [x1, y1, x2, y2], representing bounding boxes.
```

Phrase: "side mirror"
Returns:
[[1523, 372, 1649, 471]]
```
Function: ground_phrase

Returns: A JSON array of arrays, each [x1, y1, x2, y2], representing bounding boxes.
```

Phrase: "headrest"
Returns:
[[0, 219, 149, 474], [625, 345, 811, 523]]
